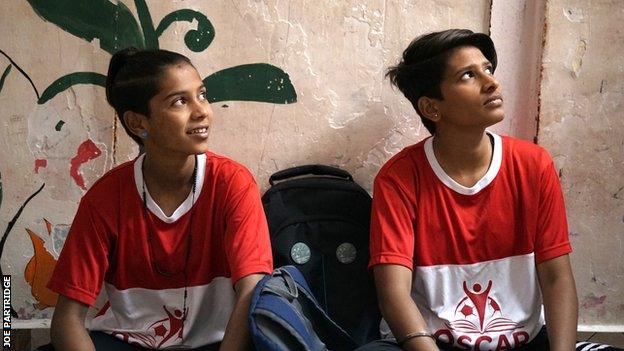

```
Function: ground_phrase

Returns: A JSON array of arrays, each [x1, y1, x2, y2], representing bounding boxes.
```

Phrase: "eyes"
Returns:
[[459, 66, 494, 81], [172, 90, 208, 107]]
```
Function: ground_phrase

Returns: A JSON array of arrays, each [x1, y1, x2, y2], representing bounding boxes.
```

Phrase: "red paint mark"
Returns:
[[70, 139, 102, 190], [34, 159, 47, 173], [581, 294, 607, 309]]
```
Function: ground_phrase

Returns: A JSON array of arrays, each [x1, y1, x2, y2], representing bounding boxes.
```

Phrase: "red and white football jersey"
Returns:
[[49, 152, 273, 349], [370, 132, 571, 350]]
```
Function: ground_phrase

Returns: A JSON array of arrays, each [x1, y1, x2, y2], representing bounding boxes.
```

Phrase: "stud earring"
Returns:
[[140, 131, 148, 139]]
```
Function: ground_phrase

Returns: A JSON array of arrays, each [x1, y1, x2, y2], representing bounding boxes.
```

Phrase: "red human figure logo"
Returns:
[[149, 305, 188, 348], [462, 280, 493, 332]]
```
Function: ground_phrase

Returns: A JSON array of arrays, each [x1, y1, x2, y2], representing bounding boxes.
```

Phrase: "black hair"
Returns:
[[105, 47, 193, 145], [386, 29, 497, 135]]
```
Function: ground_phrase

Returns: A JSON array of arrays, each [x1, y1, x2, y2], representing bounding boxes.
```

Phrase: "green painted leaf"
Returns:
[[27, 0, 145, 54], [156, 10, 215, 52], [0, 65, 11, 95], [38, 72, 106, 104], [55, 120, 66, 131], [204, 64, 297, 104], [134, 0, 158, 49]]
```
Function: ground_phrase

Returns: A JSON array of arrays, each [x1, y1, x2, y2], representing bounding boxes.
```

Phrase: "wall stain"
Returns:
[[581, 294, 607, 309], [571, 39, 587, 78], [563, 7, 585, 23]]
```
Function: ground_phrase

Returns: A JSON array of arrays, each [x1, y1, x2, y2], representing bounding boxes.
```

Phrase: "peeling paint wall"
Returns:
[[0, 0, 622, 329], [490, 0, 545, 141], [539, 0, 624, 328]]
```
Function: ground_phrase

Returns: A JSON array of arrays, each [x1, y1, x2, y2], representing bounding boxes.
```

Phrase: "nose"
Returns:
[[192, 99, 213, 121], [482, 73, 500, 93]]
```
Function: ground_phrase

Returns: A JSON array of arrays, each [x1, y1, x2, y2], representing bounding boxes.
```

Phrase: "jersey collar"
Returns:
[[133, 153, 206, 223], [424, 131, 502, 195]]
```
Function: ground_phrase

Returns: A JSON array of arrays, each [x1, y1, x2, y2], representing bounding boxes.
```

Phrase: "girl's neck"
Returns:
[[432, 129, 493, 187], [142, 152, 197, 192]]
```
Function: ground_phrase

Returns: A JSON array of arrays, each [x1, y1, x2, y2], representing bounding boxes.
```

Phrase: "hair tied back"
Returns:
[[106, 47, 140, 104]]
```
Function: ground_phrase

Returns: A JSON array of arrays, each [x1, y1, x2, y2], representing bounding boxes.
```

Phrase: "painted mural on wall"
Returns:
[[0, 0, 296, 319]]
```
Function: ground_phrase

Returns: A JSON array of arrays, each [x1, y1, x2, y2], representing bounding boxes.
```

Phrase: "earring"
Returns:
[[140, 131, 148, 139]]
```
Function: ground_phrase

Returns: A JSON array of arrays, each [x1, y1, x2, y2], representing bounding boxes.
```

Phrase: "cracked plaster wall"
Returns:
[[539, 0, 624, 329], [0, 0, 622, 329]]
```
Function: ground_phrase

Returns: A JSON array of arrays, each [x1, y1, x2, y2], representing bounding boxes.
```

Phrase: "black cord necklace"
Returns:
[[141, 154, 197, 322]]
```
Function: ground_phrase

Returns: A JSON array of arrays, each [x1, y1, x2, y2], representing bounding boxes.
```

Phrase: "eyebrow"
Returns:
[[163, 85, 206, 100], [452, 61, 492, 78]]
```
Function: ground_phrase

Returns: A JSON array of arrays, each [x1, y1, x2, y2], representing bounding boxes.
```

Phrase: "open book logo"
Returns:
[[445, 280, 523, 334]]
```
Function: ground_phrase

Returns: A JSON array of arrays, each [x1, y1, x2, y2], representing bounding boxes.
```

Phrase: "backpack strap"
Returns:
[[280, 267, 358, 350], [269, 165, 353, 185], [249, 266, 358, 351], [262, 268, 299, 300]]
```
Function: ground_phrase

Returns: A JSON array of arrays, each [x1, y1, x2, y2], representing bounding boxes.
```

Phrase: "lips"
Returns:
[[484, 94, 503, 106], [186, 126, 209, 135]]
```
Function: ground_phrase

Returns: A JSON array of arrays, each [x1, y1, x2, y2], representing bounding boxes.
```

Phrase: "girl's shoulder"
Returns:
[[204, 151, 256, 182], [500, 135, 552, 160]]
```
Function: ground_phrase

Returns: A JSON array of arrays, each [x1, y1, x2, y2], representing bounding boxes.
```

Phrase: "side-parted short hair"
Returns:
[[386, 29, 497, 135]]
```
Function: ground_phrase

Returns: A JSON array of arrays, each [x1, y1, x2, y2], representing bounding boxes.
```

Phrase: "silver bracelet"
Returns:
[[399, 332, 435, 346]]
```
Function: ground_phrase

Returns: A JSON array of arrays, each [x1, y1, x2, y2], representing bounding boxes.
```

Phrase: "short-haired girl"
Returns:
[[359, 29, 578, 351]]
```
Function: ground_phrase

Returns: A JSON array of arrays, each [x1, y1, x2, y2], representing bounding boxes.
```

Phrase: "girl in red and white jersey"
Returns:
[[358, 29, 579, 351], [46, 48, 273, 351]]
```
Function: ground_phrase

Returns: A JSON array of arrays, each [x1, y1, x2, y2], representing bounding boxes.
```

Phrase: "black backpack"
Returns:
[[261, 165, 381, 346]]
